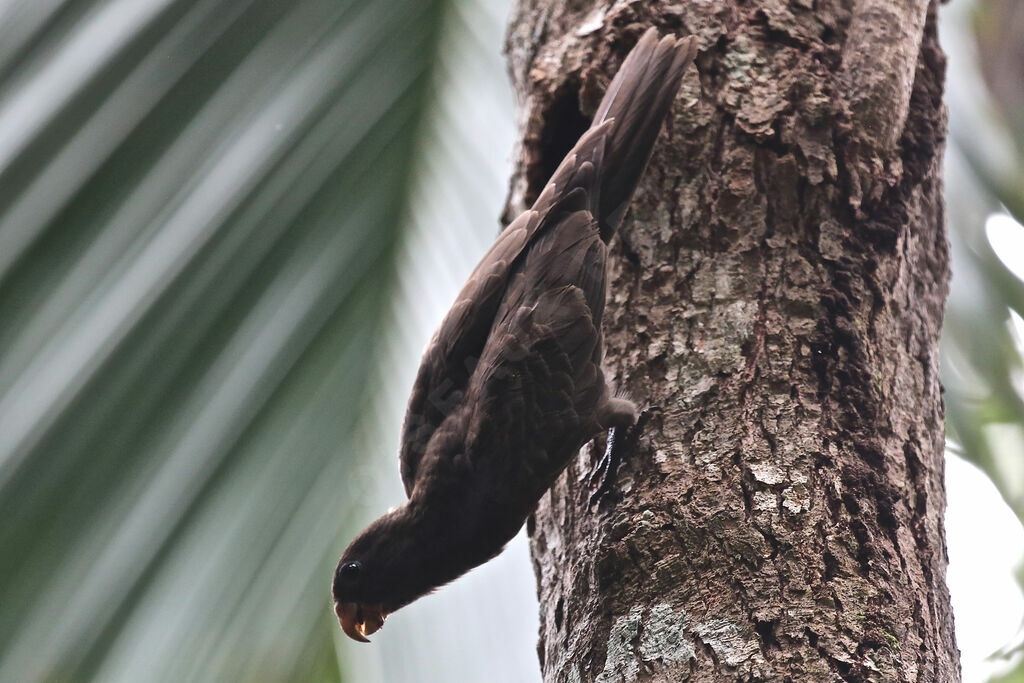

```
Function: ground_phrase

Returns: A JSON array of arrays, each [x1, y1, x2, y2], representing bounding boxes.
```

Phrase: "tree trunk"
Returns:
[[504, 1, 958, 681]]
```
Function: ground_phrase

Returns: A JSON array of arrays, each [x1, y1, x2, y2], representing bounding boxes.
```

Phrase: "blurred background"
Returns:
[[0, 0, 1020, 680]]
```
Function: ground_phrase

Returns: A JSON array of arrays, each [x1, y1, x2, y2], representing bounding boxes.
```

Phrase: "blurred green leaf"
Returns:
[[0, 0, 444, 680], [942, 1, 1024, 679], [944, 0, 1024, 528], [989, 657, 1024, 683]]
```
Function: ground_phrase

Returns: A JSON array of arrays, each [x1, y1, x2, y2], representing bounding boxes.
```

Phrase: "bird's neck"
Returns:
[[383, 494, 513, 607]]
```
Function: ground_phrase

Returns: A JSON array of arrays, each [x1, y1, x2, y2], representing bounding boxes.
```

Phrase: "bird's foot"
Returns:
[[587, 406, 659, 508]]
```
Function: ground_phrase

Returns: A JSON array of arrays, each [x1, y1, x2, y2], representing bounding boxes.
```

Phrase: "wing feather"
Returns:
[[399, 127, 612, 498], [465, 285, 605, 506]]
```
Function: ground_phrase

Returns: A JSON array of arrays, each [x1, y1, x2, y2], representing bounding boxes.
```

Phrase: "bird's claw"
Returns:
[[587, 406, 659, 508]]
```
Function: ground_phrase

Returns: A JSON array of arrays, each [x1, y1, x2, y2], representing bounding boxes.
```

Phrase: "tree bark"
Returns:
[[504, 1, 958, 681]]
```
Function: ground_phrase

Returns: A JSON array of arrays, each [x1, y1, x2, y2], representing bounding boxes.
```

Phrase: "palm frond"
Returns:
[[0, 0, 444, 680]]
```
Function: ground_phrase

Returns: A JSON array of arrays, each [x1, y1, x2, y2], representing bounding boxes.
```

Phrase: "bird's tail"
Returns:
[[535, 29, 697, 242], [593, 29, 697, 239]]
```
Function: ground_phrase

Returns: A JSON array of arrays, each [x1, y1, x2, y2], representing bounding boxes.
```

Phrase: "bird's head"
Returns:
[[332, 497, 498, 643], [331, 505, 433, 643], [332, 557, 387, 643], [331, 512, 401, 643]]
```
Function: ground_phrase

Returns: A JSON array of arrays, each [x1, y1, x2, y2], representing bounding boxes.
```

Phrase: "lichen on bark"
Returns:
[[504, 0, 959, 681]]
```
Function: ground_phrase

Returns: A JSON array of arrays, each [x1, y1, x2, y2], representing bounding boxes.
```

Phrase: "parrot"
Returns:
[[333, 27, 697, 643]]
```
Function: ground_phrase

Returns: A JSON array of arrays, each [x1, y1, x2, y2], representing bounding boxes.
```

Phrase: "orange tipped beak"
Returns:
[[334, 601, 386, 643]]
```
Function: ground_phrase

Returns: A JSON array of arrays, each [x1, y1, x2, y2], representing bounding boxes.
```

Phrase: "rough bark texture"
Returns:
[[503, 1, 958, 681]]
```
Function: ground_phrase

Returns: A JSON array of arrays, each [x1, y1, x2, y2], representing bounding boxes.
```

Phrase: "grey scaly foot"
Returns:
[[588, 406, 659, 508]]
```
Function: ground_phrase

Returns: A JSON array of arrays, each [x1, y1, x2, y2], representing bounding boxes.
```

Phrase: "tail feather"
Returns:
[[532, 29, 697, 242], [594, 30, 698, 239]]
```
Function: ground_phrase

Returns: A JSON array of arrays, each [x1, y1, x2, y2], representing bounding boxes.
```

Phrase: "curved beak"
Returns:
[[334, 601, 387, 643]]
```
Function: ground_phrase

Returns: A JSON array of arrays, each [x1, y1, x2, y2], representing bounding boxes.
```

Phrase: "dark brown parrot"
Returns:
[[333, 28, 697, 643]]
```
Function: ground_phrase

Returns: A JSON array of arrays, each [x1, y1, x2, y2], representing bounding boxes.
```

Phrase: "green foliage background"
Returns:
[[0, 0, 1020, 680]]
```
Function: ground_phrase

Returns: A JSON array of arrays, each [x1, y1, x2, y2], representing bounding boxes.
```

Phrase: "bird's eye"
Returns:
[[339, 561, 362, 582]]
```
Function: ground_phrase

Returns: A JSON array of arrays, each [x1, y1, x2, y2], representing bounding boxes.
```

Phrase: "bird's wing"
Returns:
[[398, 133, 612, 498], [462, 210, 608, 502], [465, 282, 604, 507], [399, 214, 532, 497]]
